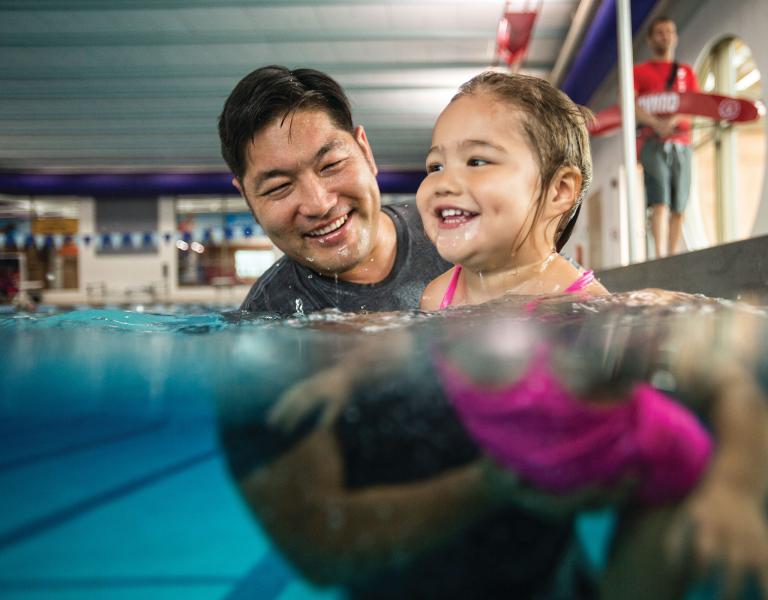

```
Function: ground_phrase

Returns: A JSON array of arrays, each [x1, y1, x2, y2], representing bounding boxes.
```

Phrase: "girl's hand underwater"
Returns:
[[268, 366, 353, 432], [666, 475, 768, 598]]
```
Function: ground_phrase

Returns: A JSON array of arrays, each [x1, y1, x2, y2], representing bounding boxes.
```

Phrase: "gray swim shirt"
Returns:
[[240, 201, 451, 315]]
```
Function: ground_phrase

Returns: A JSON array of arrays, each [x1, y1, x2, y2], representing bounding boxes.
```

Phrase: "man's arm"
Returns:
[[635, 102, 681, 138], [238, 429, 510, 586]]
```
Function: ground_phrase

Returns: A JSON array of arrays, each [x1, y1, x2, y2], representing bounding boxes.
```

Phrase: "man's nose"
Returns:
[[297, 178, 337, 217]]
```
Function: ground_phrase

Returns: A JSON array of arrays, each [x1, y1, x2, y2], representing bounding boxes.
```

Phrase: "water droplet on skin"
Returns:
[[307, 274, 313, 279], [305, 257, 314, 263]]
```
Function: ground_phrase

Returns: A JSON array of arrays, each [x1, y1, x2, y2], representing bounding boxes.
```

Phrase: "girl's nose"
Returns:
[[434, 169, 462, 196]]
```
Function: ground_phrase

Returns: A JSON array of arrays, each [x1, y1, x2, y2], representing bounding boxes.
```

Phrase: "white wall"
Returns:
[[571, 0, 768, 270], [43, 197, 251, 306]]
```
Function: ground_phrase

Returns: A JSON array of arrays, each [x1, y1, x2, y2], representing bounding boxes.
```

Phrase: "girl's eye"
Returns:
[[426, 163, 443, 173], [468, 158, 489, 167]]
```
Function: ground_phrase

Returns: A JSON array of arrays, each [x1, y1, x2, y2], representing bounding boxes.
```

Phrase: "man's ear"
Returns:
[[545, 166, 581, 219], [353, 125, 378, 176], [232, 177, 260, 225]]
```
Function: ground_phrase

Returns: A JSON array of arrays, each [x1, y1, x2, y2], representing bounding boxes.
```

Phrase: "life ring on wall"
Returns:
[[588, 91, 764, 136]]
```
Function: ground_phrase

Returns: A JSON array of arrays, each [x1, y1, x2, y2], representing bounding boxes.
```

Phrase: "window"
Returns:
[[174, 197, 276, 287], [692, 37, 765, 246], [0, 197, 80, 300]]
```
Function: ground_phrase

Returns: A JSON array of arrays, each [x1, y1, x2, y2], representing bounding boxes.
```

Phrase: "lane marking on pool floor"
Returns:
[[0, 448, 218, 553], [0, 419, 169, 473], [223, 553, 295, 600]]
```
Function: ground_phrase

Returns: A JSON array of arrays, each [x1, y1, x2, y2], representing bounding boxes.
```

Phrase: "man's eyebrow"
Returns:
[[314, 139, 346, 161]]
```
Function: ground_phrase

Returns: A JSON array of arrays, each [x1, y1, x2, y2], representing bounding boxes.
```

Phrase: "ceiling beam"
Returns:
[[0, 28, 567, 47], [0, 0, 576, 11], [0, 61, 554, 79]]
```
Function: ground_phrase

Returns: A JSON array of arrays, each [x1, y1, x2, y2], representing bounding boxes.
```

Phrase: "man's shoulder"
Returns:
[[382, 200, 420, 230], [680, 62, 697, 77], [240, 256, 301, 312], [634, 60, 652, 72], [383, 200, 433, 248]]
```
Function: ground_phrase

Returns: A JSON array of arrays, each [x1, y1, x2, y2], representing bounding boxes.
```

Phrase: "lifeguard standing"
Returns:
[[634, 16, 700, 258]]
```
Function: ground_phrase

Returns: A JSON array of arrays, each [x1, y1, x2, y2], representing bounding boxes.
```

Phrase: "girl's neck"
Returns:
[[460, 250, 558, 305]]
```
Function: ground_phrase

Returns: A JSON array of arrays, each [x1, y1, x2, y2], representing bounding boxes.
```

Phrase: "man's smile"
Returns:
[[304, 211, 352, 243]]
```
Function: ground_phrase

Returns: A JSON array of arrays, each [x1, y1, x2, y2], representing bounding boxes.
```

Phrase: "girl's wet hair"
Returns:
[[453, 72, 593, 251]]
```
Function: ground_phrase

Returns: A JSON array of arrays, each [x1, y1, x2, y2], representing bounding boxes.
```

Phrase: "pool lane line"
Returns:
[[0, 419, 169, 473], [0, 575, 239, 590], [223, 552, 295, 600], [0, 448, 218, 553]]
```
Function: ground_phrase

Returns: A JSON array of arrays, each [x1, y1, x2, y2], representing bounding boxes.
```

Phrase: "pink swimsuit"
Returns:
[[437, 265, 712, 504]]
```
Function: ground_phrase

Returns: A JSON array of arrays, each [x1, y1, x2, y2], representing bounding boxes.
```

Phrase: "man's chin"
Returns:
[[297, 253, 365, 278]]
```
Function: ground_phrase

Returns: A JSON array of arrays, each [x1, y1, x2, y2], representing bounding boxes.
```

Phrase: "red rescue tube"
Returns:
[[588, 91, 764, 136]]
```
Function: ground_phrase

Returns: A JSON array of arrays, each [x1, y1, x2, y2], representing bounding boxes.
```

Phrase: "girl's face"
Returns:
[[416, 92, 543, 272]]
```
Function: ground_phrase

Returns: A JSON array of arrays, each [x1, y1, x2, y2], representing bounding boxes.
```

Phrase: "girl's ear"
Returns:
[[545, 166, 582, 219]]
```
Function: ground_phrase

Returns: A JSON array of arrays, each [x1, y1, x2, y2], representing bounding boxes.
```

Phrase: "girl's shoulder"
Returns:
[[420, 267, 458, 311], [552, 256, 609, 296]]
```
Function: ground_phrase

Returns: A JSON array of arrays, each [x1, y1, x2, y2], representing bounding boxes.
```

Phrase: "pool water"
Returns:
[[0, 309, 343, 600], [1, 297, 765, 599]]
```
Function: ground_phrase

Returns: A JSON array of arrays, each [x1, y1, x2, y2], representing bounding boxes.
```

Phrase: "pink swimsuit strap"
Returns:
[[438, 265, 595, 310], [439, 265, 463, 310], [564, 269, 595, 293]]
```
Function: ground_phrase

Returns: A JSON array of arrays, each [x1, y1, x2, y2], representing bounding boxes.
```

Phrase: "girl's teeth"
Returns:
[[440, 208, 474, 218]]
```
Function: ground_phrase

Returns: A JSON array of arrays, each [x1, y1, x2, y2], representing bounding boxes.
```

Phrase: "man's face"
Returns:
[[648, 20, 677, 56], [235, 109, 381, 276]]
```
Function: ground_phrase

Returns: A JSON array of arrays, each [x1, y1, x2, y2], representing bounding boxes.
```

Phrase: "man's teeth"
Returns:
[[440, 208, 475, 218], [308, 214, 348, 237]]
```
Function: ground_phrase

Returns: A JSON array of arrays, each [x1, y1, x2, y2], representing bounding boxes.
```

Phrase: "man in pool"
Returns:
[[217, 65, 599, 598], [218, 65, 449, 315]]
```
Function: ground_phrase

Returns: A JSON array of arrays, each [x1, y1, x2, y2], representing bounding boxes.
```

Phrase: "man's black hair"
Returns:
[[218, 65, 354, 180]]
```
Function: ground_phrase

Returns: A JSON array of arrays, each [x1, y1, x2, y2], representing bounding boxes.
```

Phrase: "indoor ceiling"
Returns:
[[0, 0, 583, 173]]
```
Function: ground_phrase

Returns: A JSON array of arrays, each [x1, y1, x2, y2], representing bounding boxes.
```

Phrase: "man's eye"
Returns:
[[468, 158, 490, 167], [263, 183, 290, 196], [321, 159, 344, 173], [426, 163, 443, 173]]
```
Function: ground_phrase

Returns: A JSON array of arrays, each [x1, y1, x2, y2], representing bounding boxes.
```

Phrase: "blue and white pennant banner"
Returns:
[[1, 224, 265, 250]]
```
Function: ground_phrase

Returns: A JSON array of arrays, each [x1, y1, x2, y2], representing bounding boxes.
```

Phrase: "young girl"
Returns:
[[412, 72, 711, 505]]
